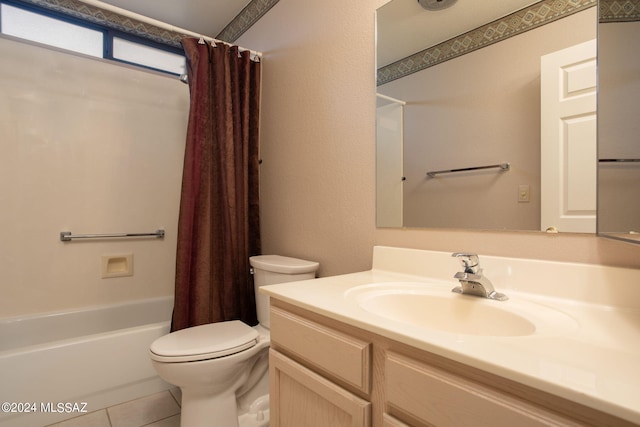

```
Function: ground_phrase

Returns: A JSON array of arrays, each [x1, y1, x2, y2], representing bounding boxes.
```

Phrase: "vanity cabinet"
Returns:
[[269, 299, 636, 427], [269, 304, 371, 426]]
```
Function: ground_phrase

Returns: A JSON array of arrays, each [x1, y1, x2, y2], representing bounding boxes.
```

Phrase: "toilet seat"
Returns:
[[149, 320, 259, 363]]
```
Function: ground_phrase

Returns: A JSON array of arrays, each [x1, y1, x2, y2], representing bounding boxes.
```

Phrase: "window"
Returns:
[[0, 0, 185, 76], [112, 37, 185, 76], [1, 3, 103, 57]]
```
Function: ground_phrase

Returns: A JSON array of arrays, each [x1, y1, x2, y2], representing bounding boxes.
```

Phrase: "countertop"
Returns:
[[260, 246, 640, 425]]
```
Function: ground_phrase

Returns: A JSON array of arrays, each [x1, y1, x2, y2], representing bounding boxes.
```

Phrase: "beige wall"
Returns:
[[0, 37, 188, 316], [237, 0, 640, 277]]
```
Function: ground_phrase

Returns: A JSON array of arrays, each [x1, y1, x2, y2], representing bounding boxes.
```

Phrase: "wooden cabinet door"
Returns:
[[270, 349, 371, 427]]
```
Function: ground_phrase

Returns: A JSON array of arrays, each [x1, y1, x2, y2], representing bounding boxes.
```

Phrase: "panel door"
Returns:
[[540, 39, 597, 233]]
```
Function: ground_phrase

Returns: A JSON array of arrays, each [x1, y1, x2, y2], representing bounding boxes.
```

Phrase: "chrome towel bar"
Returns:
[[599, 158, 640, 163], [60, 229, 165, 242], [426, 162, 510, 178]]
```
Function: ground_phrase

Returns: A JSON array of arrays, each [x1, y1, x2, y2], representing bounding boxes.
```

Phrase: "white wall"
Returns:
[[0, 37, 189, 316], [237, 0, 640, 276]]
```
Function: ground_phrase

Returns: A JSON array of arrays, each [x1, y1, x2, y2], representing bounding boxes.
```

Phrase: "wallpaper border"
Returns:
[[13, 0, 279, 48], [599, 0, 640, 22]]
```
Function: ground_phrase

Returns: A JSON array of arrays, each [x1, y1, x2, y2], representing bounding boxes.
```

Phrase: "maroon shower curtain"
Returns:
[[171, 38, 261, 332]]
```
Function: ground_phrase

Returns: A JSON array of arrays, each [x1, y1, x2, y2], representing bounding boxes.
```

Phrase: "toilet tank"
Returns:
[[250, 255, 319, 328]]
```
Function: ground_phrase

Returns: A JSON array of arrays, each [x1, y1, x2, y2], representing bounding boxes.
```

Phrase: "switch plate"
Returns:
[[518, 185, 530, 203]]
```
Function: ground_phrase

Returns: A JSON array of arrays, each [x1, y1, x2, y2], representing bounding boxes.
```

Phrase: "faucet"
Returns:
[[451, 252, 508, 301]]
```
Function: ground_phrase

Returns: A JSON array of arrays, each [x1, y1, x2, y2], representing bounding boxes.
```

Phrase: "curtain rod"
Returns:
[[77, 0, 262, 58]]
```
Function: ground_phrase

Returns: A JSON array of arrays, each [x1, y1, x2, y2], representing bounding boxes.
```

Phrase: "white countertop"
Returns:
[[261, 246, 640, 425]]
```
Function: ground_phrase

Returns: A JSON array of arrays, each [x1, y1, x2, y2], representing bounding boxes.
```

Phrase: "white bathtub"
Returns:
[[0, 296, 174, 427]]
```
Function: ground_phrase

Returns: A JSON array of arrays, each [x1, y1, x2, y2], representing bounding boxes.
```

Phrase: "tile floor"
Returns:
[[47, 389, 182, 427]]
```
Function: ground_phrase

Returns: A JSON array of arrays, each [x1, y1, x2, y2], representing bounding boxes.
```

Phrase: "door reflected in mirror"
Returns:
[[375, 0, 598, 231]]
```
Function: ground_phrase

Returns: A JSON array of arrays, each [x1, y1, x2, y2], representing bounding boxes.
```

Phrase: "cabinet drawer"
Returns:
[[270, 306, 371, 394], [382, 413, 411, 427], [385, 351, 580, 427]]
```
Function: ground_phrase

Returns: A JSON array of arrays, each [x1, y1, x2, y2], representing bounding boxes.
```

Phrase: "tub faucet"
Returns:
[[451, 252, 508, 301]]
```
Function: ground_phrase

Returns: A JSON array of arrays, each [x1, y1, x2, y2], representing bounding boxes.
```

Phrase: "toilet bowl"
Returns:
[[149, 255, 319, 427]]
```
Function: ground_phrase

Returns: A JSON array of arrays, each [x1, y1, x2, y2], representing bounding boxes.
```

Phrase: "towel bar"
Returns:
[[60, 229, 165, 242], [426, 162, 510, 178]]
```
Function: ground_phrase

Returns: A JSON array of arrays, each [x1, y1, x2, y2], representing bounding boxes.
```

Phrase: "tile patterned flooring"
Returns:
[[47, 389, 182, 427]]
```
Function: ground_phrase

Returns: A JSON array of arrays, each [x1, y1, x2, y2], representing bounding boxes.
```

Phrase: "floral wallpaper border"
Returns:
[[377, 0, 598, 86], [14, 0, 279, 48]]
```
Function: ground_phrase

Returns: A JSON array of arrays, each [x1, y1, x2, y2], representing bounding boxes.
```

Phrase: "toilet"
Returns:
[[149, 255, 319, 427]]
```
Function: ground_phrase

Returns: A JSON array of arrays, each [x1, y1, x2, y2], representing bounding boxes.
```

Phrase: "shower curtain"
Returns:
[[171, 38, 261, 332]]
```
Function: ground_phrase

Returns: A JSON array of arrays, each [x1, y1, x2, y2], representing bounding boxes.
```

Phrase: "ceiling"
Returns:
[[377, 0, 539, 67], [98, 0, 251, 38]]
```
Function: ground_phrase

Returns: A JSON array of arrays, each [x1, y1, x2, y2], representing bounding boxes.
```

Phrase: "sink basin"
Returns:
[[345, 282, 577, 337]]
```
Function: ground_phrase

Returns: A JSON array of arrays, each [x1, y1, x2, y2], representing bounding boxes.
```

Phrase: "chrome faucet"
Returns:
[[451, 252, 508, 301]]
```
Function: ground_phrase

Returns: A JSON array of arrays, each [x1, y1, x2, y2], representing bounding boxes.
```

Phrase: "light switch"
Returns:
[[518, 185, 530, 203]]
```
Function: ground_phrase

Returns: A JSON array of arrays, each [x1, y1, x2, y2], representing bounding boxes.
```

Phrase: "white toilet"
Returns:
[[149, 255, 319, 427]]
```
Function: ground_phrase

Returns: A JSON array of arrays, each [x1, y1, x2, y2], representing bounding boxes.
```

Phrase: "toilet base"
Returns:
[[180, 388, 237, 427], [238, 394, 269, 427], [179, 392, 269, 427], [180, 394, 269, 427]]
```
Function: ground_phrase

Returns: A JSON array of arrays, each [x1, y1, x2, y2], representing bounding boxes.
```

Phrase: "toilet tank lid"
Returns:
[[250, 255, 319, 274]]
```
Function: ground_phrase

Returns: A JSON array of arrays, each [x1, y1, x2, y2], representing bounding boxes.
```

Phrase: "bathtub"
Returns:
[[0, 296, 174, 427]]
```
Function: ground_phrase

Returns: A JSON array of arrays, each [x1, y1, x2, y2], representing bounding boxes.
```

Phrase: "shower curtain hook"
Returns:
[[198, 37, 205, 45], [211, 39, 217, 47]]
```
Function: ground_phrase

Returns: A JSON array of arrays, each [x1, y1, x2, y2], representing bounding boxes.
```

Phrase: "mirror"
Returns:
[[376, 0, 598, 231], [597, 4, 640, 244]]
